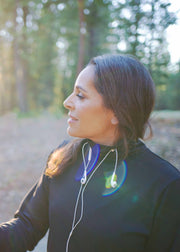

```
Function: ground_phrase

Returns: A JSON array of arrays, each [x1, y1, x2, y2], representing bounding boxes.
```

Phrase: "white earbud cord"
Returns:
[[66, 144, 118, 252], [66, 142, 90, 252], [81, 142, 91, 184], [65, 182, 83, 252], [111, 149, 118, 188]]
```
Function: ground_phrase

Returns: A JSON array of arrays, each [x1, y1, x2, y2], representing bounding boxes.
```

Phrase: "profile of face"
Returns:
[[63, 65, 119, 146]]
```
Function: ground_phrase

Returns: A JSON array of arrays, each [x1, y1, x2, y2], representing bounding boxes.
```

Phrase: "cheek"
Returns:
[[77, 103, 95, 116], [84, 106, 104, 119], [89, 108, 111, 126], [77, 99, 110, 124]]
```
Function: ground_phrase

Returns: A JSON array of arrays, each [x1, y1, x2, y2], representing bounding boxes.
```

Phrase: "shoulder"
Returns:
[[45, 139, 84, 178], [143, 146, 180, 179], [127, 141, 180, 191], [47, 140, 70, 162]]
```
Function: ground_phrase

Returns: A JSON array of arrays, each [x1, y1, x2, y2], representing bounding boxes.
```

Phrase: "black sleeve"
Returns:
[[145, 178, 180, 252], [0, 173, 49, 252]]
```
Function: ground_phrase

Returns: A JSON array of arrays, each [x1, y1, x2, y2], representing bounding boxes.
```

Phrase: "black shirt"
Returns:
[[0, 140, 180, 252]]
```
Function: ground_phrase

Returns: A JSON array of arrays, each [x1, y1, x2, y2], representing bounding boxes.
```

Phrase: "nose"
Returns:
[[63, 93, 74, 110]]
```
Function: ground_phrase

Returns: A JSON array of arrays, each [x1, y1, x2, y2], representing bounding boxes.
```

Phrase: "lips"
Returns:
[[68, 113, 78, 124]]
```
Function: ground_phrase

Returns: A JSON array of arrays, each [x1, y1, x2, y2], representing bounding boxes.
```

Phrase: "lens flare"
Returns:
[[102, 160, 127, 197], [75, 144, 100, 181]]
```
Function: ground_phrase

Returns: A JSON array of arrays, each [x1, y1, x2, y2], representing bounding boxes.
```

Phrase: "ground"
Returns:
[[0, 111, 180, 251]]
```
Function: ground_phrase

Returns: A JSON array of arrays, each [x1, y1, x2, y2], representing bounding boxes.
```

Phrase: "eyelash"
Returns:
[[76, 93, 84, 99]]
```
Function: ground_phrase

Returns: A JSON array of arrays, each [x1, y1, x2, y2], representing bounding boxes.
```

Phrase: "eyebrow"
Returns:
[[75, 85, 88, 93]]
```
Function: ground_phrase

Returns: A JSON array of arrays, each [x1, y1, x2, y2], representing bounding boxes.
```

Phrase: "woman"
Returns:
[[0, 54, 180, 252]]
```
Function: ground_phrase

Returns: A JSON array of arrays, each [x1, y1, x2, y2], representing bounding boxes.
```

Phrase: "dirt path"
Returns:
[[0, 112, 179, 251], [0, 113, 69, 251]]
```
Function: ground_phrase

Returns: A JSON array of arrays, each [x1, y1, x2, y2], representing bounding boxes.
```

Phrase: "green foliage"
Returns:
[[166, 69, 180, 109], [0, 0, 179, 114], [14, 109, 40, 119], [155, 65, 180, 110]]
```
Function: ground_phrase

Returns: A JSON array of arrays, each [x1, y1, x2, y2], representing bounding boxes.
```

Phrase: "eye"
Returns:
[[76, 92, 85, 99]]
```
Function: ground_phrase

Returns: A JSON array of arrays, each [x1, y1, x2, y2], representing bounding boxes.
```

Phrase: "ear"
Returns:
[[111, 116, 119, 125]]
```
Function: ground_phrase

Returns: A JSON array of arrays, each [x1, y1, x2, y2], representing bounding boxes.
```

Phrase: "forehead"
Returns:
[[75, 65, 95, 88]]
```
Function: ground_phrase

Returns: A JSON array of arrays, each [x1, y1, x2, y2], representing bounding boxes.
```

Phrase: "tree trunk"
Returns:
[[0, 44, 6, 113], [86, 3, 98, 60], [77, 0, 86, 76], [12, 0, 28, 113]]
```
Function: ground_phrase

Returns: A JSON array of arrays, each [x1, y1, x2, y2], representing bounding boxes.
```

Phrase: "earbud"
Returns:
[[81, 176, 86, 184], [111, 180, 117, 188], [111, 173, 117, 188], [88, 147, 92, 161], [81, 147, 92, 185]]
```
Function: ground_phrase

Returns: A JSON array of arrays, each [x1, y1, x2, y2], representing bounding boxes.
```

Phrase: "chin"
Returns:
[[67, 127, 81, 138]]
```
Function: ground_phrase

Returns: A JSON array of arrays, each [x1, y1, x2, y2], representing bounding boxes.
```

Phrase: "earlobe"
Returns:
[[111, 117, 118, 125]]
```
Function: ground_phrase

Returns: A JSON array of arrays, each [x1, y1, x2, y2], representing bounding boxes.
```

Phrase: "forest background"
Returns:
[[0, 0, 180, 115], [0, 1, 180, 251]]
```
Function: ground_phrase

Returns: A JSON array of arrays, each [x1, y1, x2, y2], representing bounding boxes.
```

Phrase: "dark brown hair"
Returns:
[[45, 54, 155, 177]]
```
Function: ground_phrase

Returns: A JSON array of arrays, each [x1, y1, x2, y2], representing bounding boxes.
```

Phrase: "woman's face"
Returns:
[[63, 65, 119, 146]]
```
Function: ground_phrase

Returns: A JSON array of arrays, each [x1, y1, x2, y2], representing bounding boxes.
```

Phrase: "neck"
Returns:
[[89, 132, 120, 147], [88, 136, 120, 147]]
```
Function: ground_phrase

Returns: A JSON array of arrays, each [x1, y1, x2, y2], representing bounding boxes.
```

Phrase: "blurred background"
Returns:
[[0, 0, 180, 114], [0, 0, 180, 251]]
